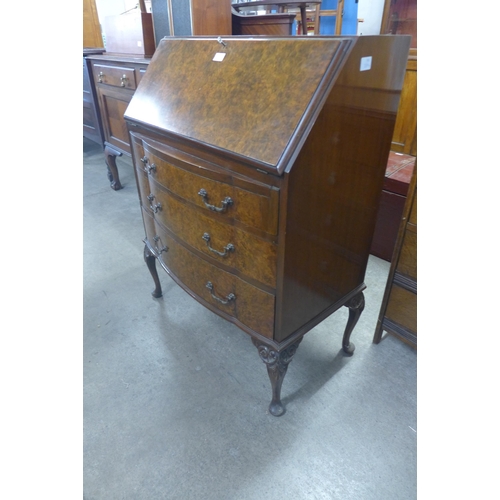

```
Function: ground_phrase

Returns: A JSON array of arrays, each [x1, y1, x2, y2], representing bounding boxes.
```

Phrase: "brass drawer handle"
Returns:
[[146, 163, 156, 174], [202, 233, 234, 257], [198, 189, 233, 213], [140, 156, 156, 174], [153, 235, 168, 254], [98, 71, 104, 83], [120, 74, 128, 87], [206, 282, 235, 305], [147, 193, 162, 213]]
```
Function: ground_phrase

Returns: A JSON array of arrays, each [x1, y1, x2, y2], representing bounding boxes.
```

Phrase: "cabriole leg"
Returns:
[[342, 292, 365, 355], [144, 244, 162, 298], [104, 144, 123, 191], [252, 337, 303, 417]]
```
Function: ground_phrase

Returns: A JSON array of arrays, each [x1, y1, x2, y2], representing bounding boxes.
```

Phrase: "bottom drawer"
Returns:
[[385, 284, 417, 334], [150, 221, 275, 339]]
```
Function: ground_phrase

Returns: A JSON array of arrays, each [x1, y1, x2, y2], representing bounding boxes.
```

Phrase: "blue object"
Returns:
[[319, 0, 358, 35]]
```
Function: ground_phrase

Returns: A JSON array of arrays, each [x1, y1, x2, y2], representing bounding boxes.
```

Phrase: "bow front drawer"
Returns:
[[136, 139, 279, 236], [152, 222, 275, 338]]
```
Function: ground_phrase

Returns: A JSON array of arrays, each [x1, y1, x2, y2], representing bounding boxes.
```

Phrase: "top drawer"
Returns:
[[136, 137, 280, 236], [92, 63, 138, 90]]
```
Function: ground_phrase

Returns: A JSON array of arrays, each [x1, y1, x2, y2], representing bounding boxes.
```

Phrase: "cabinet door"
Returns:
[[98, 86, 134, 154]]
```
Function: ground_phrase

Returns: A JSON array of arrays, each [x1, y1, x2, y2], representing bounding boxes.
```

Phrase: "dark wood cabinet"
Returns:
[[232, 8, 296, 35], [86, 54, 151, 190], [370, 151, 415, 261], [83, 49, 105, 145], [124, 35, 411, 415], [373, 163, 417, 348]]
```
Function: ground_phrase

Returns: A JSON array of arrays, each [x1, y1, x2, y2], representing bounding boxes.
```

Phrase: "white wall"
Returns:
[[95, 0, 131, 21], [357, 0, 385, 36], [94, 0, 152, 41]]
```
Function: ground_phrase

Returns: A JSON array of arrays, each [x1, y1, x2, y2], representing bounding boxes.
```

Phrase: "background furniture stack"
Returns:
[[83, 0, 154, 190], [372, 0, 417, 348], [373, 163, 417, 348], [370, 0, 416, 263]]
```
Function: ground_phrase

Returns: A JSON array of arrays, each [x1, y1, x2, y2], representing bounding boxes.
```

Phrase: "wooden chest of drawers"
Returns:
[[86, 54, 151, 190], [124, 35, 411, 415], [373, 163, 417, 348]]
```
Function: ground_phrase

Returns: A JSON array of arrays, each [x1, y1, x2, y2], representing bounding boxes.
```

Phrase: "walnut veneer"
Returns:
[[124, 35, 411, 415]]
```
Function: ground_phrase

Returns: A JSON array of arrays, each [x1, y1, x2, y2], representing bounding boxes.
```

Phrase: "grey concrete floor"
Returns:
[[83, 137, 417, 500]]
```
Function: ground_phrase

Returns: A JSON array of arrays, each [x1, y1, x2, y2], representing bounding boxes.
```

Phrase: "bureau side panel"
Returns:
[[276, 36, 410, 343]]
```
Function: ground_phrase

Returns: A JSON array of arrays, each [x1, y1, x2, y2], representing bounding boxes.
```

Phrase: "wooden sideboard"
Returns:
[[85, 54, 151, 190], [83, 49, 105, 145], [124, 35, 411, 415], [373, 163, 417, 348]]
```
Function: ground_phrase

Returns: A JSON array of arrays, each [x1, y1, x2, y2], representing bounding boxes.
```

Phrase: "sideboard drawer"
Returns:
[[154, 221, 275, 338], [92, 63, 138, 90], [141, 146, 279, 235], [385, 284, 417, 333], [149, 183, 277, 288]]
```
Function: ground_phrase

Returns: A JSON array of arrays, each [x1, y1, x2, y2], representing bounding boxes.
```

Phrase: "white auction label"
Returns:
[[213, 52, 226, 62], [360, 56, 372, 71]]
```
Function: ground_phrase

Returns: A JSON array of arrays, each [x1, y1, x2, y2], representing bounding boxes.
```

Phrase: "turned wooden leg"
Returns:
[[104, 144, 123, 191], [144, 244, 162, 298], [252, 337, 303, 417], [342, 292, 365, 355]]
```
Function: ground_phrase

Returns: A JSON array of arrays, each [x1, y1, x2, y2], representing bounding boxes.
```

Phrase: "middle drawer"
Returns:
[[149, 183, 277, 289]]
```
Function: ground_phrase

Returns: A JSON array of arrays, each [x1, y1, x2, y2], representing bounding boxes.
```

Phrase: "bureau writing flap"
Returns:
[[124, 36, 353, 173]]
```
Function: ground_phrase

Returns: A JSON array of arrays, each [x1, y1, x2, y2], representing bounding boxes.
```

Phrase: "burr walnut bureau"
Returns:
[[124, 35, 411, 415]]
